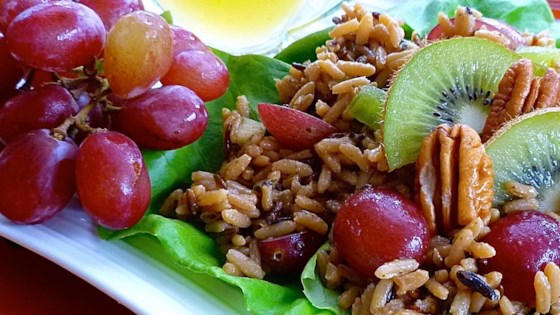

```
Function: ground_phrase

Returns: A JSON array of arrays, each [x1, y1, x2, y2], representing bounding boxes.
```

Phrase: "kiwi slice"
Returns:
[[383, 37, 519, 171], [345, 85, 386, 130], [486, 108, 560, 210], [516, 46, 560, 76]]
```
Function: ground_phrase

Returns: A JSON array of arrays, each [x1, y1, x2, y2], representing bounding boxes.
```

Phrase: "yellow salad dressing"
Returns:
[[159, 0, 304, 54]]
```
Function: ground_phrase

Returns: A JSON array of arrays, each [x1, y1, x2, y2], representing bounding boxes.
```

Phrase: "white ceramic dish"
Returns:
[[0, 1, 401, 314]]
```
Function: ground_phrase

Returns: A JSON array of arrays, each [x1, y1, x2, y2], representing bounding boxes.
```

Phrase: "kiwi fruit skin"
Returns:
[[485, 107, 560, 209], [345, 85, 386, 130], [383, 37, 520, 171], [516, 46, 560, 76]]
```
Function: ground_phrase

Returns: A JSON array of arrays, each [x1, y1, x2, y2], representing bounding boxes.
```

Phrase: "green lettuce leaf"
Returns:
[[301, 243, 345, 315], [387, 0, 555, 38], [275, 27, 332, 64]]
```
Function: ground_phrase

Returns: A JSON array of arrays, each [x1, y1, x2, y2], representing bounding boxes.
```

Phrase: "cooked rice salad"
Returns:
[[158, 2, 560, 314]]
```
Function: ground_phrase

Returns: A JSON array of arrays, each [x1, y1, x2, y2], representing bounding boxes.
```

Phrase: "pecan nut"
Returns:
[[415, 124, 494, 235], [481, 59, 560, 142]]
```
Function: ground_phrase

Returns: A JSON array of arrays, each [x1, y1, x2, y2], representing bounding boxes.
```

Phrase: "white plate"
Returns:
[[0, 1, 400, 314]]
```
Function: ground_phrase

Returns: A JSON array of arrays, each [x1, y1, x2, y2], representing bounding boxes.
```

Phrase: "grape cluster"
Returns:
[[0, 0, 230, 229]]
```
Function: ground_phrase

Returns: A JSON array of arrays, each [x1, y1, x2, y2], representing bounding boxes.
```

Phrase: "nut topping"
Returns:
[[481, 59, 560, 142], [416, 124, 494, 235]]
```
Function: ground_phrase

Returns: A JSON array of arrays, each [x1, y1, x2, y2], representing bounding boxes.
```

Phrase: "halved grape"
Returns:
[[6, 2, 106, 72], [0, 129, 77, 224], [76, 131, 150, 229], [0, 85, 79, 143], [110, 85, 208, 150], [161, 49, 229, 101], [333, 187, 430, 279], [104, 11, 173, 99], [79, 0, 144, 31]]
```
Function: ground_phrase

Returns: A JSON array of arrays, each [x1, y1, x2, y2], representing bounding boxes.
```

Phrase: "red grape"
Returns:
[[0, 0, 58, 33], [0, 85, 79, 143], [104, 10, 173, 99], [258, 230, 325, 274], [333, 187, 430, 279], [75, 131, 150, 230], [479, 211, 560, 306], [170, 25, 210, 55], [257, 103, 337, 150], [6, 1, 106, 72], [0, 129, 77, 224], [161, 49, 230, 101], [0, 32, 24, 93], [110, 85, 208, 150], [78, 0, 144, 31], [427, 17, 526, 50]]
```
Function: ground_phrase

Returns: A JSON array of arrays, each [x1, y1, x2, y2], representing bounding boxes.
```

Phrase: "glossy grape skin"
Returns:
[[78, 0, 144, 31], [161, 49, 230, 102], [479, 211, 560, 305], [75, 131, 150, 230], [0, 129, 77, 224], [6, 2, 106, 72], [0, 0, 58, 33], [104, 11, 173, 99], [333, 187, 430, 279], [0, 85, 79, 143], [0, 33, 24, 93], [257, 103, 337, 150], [258, 231, 326, 274], [170, 25, 210, 54], [110, 85, 208, 150]]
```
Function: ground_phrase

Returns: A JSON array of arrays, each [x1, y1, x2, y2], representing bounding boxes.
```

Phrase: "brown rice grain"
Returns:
[[317, 249, 329, 283], [468, 241, 496, 259], [295, 195, 326, 213], [271, 159, 313, 177], [355, 11, 373, 45], [375, 258, 420, 279], [358, 283, 376, 314], [231, 234, 246, 246], [221, 209, 252, 228], [502, 197, 539, 213], [339, 143, 369, 171], [551, 302, 560, 315], [260, 182, 274, 211], [337, 60, 376, 77], [386, 49, 415, 71], [323, 94, 354, 123], [332, 76, 369, 94], [205, 220, 233, 233], [434, 269, 450, 283], [329, 18, 360, 38], [445, 229, 474, 267], [252, 154, 271, 168], [197, 189, 229, 207], [370, 279, 393, 312], [454, 6, 476, 36], [293, 210, 329, 235], [223, 154, 252, 180], [498, 295, 516, 315], [545, 262, 560, 304], [393, 269, 430, 295], [254, 220, 297, 239], [338, 285, 362, 309], [227, 194, 259, 217], [425, 278, 450, 300], [226, 249, 265, 279], [325, 262, 343, 288], [319, 59, 346, 80], [460, 258, 478, 273], [483, 271, 503, 289], [474, 28, 511, 47], [223, 262, 243, 277], [535, 270, 552, 314], [449, 289, 471, 315], [469, 292, 486, 314], [318, 164, 332, 194]]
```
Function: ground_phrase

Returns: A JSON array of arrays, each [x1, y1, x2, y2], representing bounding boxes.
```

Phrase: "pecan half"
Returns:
[[415, 124, 494, 235], [481, 59, 560, 142]]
